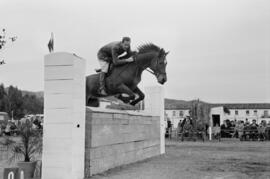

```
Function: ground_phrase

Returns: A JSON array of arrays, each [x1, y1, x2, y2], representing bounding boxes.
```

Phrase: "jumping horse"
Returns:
[[86, 43, 169, 107]]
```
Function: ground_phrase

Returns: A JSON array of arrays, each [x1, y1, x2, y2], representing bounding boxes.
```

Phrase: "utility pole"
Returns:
[[11, 110, 14, 121]]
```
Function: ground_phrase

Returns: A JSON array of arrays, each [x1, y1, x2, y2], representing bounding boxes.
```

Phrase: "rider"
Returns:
[[97, 37, 136, 95]]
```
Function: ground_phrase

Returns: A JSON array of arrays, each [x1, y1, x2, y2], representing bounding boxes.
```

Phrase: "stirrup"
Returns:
[[95, 68, 102, 73]]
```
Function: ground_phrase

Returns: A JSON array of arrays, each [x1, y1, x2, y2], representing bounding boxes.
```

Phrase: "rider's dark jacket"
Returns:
[[97, 41, 135, 66]]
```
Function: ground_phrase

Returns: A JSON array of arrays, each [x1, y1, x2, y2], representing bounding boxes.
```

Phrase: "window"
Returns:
[[235, 110, 238, 115], [179, 111, 184, 117], [264, 110, 269, 117], [254, 110, 257, 115], [246, 110, 249, 115], [172, 111, 176, 116]]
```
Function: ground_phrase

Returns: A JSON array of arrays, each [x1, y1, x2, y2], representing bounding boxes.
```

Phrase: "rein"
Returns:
[[113, 53, 165, 79], [146, 68, 155, 75]]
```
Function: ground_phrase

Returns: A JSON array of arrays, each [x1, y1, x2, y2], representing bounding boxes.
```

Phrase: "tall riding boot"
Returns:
[[99, 72, 107, 95]]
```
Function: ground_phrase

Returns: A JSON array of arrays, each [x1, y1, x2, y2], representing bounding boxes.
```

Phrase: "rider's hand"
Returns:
[[126, 57, 134, 62]]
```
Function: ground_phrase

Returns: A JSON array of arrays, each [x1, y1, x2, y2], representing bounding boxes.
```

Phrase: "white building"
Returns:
[[210, 104, 270, 126], [165, 103, 270, 129], [165, 108, 190, 128]]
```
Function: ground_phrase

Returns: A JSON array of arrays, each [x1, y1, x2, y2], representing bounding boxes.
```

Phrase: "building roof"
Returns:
[[165, 99, 270, 110], [211, 103, 270, 110], [101, 97, 270, 110]]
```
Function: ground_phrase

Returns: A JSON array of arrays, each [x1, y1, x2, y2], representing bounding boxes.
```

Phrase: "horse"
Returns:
[[86, 43, 169, 107]]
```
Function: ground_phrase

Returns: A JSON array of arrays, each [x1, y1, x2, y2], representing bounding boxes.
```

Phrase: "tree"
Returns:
[[190, 99, 211, 131], [0, 84, 44, 118], [0, 84, 9, 111], [7, 85, 24, 119], [22, 94, 43, 115]]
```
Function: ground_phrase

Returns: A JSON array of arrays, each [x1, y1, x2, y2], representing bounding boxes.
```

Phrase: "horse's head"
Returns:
[[137, 43, 169, 84], [149, 48, 169, 84]]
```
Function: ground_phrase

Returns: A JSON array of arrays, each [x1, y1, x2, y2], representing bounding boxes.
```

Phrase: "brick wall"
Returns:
[[85, 107, 161, 177]]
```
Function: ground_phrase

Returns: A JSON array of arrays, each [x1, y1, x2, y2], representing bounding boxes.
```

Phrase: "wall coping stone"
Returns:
[[86, 107, 158, 117]]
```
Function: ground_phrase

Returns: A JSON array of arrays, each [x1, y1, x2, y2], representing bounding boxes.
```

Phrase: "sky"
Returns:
[[0, 0, 269, 103]]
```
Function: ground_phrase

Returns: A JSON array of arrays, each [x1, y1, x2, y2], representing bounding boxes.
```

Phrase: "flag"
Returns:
[[48, 32, 54, 53], [0, 60, 5, 65]]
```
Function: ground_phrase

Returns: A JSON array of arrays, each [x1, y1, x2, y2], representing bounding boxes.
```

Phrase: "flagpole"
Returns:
[[48, 32, 54, 53]]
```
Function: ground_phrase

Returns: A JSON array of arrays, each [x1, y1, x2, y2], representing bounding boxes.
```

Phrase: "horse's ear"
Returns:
[[165, 51, 169, 56], [159, 48, 164, 57]]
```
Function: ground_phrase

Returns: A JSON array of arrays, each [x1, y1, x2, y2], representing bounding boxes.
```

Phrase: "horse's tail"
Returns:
[[86, 96, 100, 107], [86, 74, 100, 107]]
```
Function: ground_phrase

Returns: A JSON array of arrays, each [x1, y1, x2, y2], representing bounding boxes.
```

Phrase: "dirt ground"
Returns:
[[1, 139, 270, 179], [90, 139, 270, 179]]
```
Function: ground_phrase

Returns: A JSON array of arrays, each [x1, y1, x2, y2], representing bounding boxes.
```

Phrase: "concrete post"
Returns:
[[144, 86, 165, 154], [42, 52, 86, 179]]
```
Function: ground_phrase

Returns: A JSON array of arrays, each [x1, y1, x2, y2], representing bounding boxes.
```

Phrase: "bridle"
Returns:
[[145, 56, 167, 77]]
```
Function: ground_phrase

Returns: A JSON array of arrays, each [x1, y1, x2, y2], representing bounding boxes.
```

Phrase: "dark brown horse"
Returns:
[[86, 43, 168, 107]]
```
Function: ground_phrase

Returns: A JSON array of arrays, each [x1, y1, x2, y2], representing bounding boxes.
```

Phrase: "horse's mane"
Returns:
[[137, 43, 165, 55]]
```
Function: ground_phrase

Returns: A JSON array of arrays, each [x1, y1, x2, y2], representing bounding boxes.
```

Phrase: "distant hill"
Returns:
[[165, 98, 210, 109], [21, 90, 43, 99], [5, 87, 44, 99], [5, 86, 270, 110], [165, 98, 190, 109]]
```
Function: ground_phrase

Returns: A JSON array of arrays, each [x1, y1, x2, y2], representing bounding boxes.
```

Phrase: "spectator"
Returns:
[[265, 121, 270, 140], [4, 122, 11, 136], [181, 116, 194, 141], [178, 120, 182, 128], [258, 120, 267, 141], [231, 120, 236, 128], [213, 123, 221, 140], [221, 121, 226, 138], [238, 121, 245, 141], [244, 118, 250, 126], [0, 123, 2, 136], [166, 119, 172, 139], [177, 120, 182, 139], [234, 121, 240, 138], [249, 119, 258, 141], [167, 119, 172, 129], [221, 120, 232, 138]]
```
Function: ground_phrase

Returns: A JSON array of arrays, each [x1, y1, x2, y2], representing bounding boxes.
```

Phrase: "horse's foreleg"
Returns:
[[117, 84, 136, 103], [116, 94, 130, 104], [130, 87, 145, 106]]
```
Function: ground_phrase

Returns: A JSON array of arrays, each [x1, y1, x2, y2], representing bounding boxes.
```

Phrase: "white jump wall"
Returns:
[[42, 52, 86, 179]]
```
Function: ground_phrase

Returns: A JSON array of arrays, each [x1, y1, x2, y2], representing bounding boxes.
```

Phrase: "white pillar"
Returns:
[[144, 86, 165, 154], [209, 127, 212, 141], [42, 52, 86, 179], [209, 112, 212, 141]]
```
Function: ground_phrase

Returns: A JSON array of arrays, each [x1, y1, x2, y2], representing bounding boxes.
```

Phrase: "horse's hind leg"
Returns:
[[130, 87, 145, 106], [116, 84, 136, 103]]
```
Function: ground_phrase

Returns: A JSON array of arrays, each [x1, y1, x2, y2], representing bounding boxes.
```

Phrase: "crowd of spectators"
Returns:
[[219, 119, 270, 141], [0, 115, 43, 137], [165, 117, 270, 141]]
